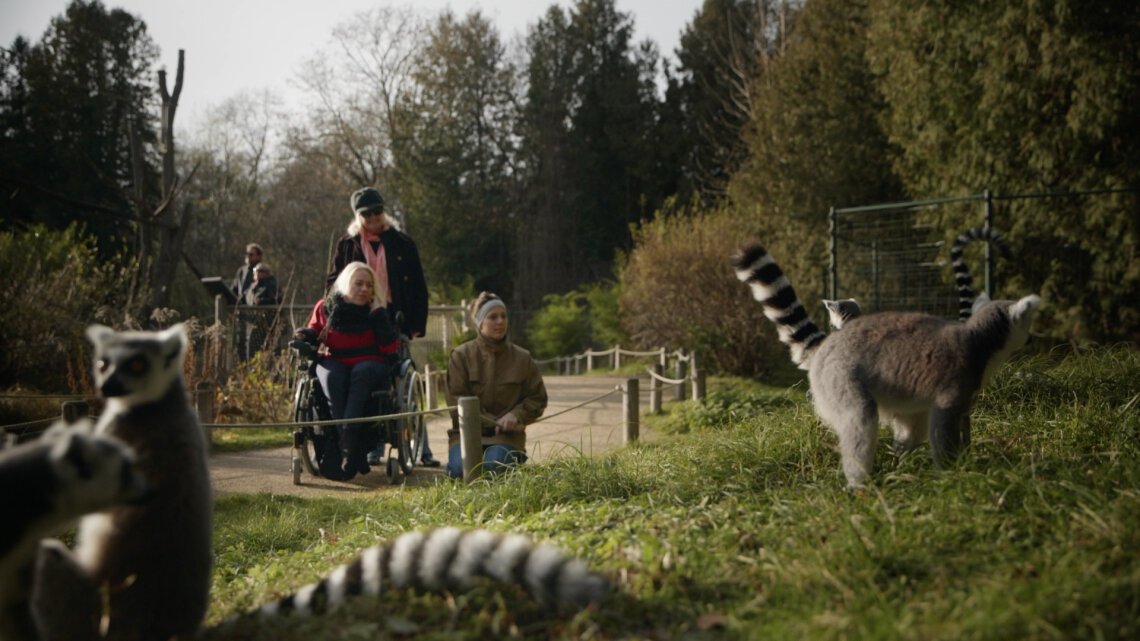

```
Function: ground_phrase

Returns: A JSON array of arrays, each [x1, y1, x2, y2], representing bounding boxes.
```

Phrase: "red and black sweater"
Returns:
[[306, 296, 399, 367]]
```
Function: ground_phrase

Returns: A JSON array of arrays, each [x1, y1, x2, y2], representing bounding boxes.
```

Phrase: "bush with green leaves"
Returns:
[[526, 280, 629, 360], [527, 291, 590, 360], [0, 223, 143, 392]]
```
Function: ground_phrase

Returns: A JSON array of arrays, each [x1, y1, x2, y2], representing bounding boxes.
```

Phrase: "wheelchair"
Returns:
[[288, 324, 427, 485]]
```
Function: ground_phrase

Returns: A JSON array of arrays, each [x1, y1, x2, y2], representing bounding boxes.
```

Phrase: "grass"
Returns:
[[210, 426, 293, 452], [199, 346, 1140, 640]]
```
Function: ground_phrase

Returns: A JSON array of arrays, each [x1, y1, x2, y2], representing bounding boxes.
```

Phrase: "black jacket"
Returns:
[[325, 230, 429, 337], [244, 275, 279, 306]]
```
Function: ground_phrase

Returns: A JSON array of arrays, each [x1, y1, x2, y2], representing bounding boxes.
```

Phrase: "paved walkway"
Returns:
[[208, 374, 661, 497]]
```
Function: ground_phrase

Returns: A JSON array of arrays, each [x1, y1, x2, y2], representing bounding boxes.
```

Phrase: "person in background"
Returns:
[[232, 243, 263, 300], [444, 292, 547, 479], [298, 262, 398, 481], [326, 186, 438, 467], [244, 263, 280, 356], [244, 263, 279, 306], [326, 188, 428, 338], [231, 243, 263, 361]]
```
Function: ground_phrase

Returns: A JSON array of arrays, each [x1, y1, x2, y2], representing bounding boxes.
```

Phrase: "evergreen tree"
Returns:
[[728, 0, 900, 300], [0, 0, 159, 251], [515, 0, 664, 307], [392, 10, 519, 298], [674, 0, 767, 200], [867, 0, 1140, 340]]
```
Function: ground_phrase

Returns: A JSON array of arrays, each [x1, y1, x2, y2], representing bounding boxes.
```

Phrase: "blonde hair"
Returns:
[[346, 212, 402, 236], [331, 262, 388, 310]]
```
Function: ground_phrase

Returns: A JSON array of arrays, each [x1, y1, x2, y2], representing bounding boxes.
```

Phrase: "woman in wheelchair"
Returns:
[[295, 261, 397, 480]]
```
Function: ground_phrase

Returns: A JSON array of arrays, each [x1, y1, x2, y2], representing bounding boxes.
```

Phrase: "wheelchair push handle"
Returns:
[[290, 327, 320, 361]]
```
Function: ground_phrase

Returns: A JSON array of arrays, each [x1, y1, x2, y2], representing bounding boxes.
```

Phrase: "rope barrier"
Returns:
[[0, 416, 59, 431], [530, 385, 622, 425], [0, 393, 88, 401], [216, 389, 290, 396], [645, 367, 686, 386], [203, 405, 455, 430]]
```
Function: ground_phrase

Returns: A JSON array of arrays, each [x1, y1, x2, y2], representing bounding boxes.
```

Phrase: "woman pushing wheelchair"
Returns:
[[295, 262, 397, 480]]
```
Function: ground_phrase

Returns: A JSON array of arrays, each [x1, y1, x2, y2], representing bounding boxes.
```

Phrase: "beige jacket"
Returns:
[[445, 334, 547, 451]]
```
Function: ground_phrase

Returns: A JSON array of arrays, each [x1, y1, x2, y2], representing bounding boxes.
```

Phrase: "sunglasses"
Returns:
[[361, 209, 384, 217]]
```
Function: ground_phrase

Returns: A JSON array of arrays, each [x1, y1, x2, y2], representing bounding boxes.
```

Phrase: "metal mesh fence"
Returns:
[[830, 196, 988, 318]]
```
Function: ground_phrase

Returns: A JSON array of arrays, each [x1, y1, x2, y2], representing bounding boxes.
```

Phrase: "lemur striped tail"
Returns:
[[950, 227, 1012, 320], [248, 528, 607, 619], [732, 243, 826, 370]]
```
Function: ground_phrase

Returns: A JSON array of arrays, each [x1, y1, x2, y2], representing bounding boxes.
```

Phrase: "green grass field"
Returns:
[[200, 346, 1139, 640]]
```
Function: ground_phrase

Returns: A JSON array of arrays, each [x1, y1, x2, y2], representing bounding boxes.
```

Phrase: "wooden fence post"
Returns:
[[674, 353, 686, 402], [649, 364, 662, 414], [195, 381, 214, 449], [424, 364, 436, 410], [622, 378, 639, 444], [61, 400, 88, 424], [587, 349, 594, 372], [691, 352, 706, 402], [614, 345, 621, 369], [459, 396, 482, 483]]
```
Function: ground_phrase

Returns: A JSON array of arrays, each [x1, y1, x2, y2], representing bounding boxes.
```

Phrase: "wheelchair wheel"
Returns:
[[292, 375, 330, 479], [396, 368, 427, 475]]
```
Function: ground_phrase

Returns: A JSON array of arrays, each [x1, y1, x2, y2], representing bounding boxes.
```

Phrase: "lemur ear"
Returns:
[[971, 292, 991, 314], [822, 300, 839, 312], [86, 324, 114, 346], [158, 323, 188, 360], [1010, 295, 1041, 324]]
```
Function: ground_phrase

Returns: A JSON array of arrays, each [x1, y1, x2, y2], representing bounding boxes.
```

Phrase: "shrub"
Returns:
[[0, 224, 143, 391], [621, 205, 784, 376], [526, 280, 629, 360], [527, 292, 590, 360], [582, 279, 626, 349]]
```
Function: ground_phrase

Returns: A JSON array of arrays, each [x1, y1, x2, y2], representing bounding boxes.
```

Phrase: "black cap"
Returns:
[[351, 187, 385, 214]]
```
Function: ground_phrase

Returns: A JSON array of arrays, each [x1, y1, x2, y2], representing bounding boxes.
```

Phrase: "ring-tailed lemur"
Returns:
[[732, 243, 1040, 488], [211, 526, 607, 633], [951, 226, 1012, 320], [32, 324, 213, 641], [822, 298, 861, 330], [1, 423, 150, 641]]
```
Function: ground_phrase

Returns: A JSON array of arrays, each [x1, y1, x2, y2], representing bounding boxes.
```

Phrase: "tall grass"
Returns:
[[201, 347, 1139, 640]]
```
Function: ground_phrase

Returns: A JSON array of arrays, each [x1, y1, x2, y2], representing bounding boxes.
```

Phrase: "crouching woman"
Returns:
[[445, 292, 547, 479]]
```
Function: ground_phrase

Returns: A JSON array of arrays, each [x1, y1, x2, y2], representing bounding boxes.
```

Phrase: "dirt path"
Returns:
[[209, 374, 659, 497]]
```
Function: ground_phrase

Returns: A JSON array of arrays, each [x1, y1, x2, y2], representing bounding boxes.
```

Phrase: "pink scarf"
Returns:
[[360, 230, 392, 303]]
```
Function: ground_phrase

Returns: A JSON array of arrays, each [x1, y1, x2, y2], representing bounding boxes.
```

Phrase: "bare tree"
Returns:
[[289, 5, 428, 190], [130, 49, 198, 317]]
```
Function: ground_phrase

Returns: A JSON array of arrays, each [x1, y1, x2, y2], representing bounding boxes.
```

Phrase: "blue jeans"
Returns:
[[446, 443, 527, 479], [316, 358, 389, 468]]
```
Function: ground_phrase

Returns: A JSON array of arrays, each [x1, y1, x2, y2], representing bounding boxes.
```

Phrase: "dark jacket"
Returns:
[[244, 275, 279, 306], [326, 230, 428, 337], [232, 263, 257, 299]]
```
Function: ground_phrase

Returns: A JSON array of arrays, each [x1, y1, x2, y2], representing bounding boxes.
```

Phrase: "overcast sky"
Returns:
[[1, 0, 704, 126]]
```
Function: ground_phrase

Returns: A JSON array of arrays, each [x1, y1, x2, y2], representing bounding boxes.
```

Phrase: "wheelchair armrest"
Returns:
[[289, 339, 318, 360]]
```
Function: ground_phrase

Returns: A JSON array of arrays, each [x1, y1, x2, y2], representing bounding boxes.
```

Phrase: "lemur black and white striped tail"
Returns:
[[249, 528, 607, 619], [950, 227, 1012, 320], [732, 243, 826, 370]]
